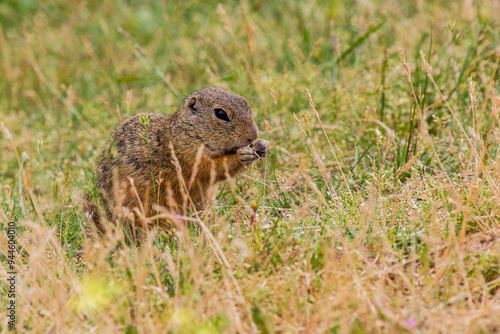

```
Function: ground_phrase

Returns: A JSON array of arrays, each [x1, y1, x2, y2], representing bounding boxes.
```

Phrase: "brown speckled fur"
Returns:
[[90, 87, 269, 229]]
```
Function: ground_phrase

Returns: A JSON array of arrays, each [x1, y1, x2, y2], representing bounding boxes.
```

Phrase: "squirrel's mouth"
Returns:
[[223, 144, 246, 156]]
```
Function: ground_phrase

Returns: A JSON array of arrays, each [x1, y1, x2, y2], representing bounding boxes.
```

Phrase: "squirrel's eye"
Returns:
[[214, 108, 230, 122]]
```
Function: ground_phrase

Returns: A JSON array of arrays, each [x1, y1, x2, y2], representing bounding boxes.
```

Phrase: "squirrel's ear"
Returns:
[[187, 97, 198, 115]]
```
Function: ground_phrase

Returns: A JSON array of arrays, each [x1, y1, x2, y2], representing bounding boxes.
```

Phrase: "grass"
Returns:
[[1, 0, 500, 332]]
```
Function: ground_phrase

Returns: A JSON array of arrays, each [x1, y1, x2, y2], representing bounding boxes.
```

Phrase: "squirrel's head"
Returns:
[[175, 86, 259, 155]]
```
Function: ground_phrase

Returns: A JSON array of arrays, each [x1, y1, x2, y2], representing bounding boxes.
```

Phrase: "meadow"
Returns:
[[1, 0, 500, 332]]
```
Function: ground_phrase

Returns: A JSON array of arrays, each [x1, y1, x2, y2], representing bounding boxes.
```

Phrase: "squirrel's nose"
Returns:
[[248, 126, 258, 143]]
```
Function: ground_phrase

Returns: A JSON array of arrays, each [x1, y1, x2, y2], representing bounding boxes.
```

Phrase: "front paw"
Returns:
[[237, 146, 257, 166], [251, 139, 271, 158]]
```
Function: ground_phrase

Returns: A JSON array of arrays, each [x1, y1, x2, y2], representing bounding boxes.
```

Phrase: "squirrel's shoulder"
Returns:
[[118, 112, 171, 126], [112, 113, 172, 135]]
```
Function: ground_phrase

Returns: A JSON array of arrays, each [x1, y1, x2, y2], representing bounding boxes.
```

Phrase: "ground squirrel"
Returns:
[[83, 86, 270, 230]]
